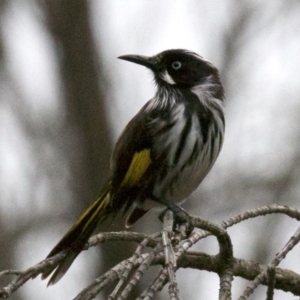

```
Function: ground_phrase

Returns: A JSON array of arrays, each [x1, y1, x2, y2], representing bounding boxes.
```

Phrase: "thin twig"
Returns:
[[108, 237, 150, 299], [74, 254, 149, 300], [110, 232, 161, 299], [0, 251, 66, 298], [86, 231, 160, 250], [1, 205, 300, 299], [238, 225, 300, 300], [0, 232, 158, 299], [191, 216, 233, 300], [266, 266, 275, 300], [0, 270, 22, 278], [118, 242, 161, 300], [220, 204, 300, 229], [161, 210, 181, 300], [137, 267, 169, 300], [176, 205, 300, 260]]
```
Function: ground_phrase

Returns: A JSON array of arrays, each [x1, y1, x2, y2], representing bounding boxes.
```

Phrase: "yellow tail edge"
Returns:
[[41, 180, 111, 285]]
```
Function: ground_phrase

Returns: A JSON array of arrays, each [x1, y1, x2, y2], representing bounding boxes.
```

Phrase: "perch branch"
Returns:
[[1, 205, 300, 299]]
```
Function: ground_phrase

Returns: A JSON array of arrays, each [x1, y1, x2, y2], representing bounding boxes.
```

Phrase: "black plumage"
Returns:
[[42, 49, 225, 285]]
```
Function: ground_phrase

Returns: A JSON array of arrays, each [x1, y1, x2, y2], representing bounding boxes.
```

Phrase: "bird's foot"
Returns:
[[159, 205, 194, 244]]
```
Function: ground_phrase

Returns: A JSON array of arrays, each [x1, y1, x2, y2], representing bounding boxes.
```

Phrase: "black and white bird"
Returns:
[[42, 49, 225, 285]]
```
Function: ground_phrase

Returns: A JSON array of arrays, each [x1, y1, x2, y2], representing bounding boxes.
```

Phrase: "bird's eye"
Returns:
[[171, 61, 182, 70]]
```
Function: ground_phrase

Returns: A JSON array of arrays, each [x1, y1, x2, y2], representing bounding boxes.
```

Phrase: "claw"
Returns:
[[159, 205, 194, 240]]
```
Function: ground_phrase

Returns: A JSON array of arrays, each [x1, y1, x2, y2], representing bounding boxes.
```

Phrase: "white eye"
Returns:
[[172, 61, 182, 70]]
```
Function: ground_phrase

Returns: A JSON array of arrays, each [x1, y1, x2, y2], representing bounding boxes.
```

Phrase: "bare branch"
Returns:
[[237, 225, 300, 300], [118, 240, 160, 299], [86, 231, 160, 250], [177, 252, 300, 296], [266, 266, 276, 300], [190, 216, 233, 300], [1, 205, 300, 299], [0, 251, 66, 298], [109, 235, 153, 299], [220, 204, 300, 228], [161, 210, 181, 300]]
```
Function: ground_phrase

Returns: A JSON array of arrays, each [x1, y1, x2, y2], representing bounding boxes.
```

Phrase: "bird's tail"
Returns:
[[41, 181, 111, 286]]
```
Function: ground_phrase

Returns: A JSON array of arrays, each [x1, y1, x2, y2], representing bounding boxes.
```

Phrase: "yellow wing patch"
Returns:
[[121, 149, 152, 187]]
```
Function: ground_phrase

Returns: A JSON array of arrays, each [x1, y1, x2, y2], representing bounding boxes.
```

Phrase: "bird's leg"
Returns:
[[159, 205, 194, 244]]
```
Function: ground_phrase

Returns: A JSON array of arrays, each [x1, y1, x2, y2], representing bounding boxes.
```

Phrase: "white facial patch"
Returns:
[[160, 71, 176, 85]]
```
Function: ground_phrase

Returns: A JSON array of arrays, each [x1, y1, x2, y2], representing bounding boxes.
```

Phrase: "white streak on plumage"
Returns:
[[160, 70, 176, 85], [191, 76, 224, 110], [138, 63, 224, 209], [145, 75, 224, 205]]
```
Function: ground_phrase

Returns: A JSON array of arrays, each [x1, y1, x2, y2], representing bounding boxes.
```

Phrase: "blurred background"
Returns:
[[1, 1, 300, 299]]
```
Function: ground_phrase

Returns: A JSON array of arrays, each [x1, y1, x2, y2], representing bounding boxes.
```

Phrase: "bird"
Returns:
[[41, 49, 225, 285]]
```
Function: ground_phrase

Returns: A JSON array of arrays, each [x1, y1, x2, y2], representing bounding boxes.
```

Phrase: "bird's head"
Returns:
[[118, 49, 222, 92]]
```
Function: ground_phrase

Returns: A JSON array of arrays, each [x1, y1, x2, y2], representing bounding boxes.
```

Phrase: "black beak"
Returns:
[[118, 55, 154, 69]]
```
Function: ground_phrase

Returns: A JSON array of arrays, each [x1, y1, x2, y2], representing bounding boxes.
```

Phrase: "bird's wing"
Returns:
[[109, 103, 167, 215], [111, 108, 155, 191]]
